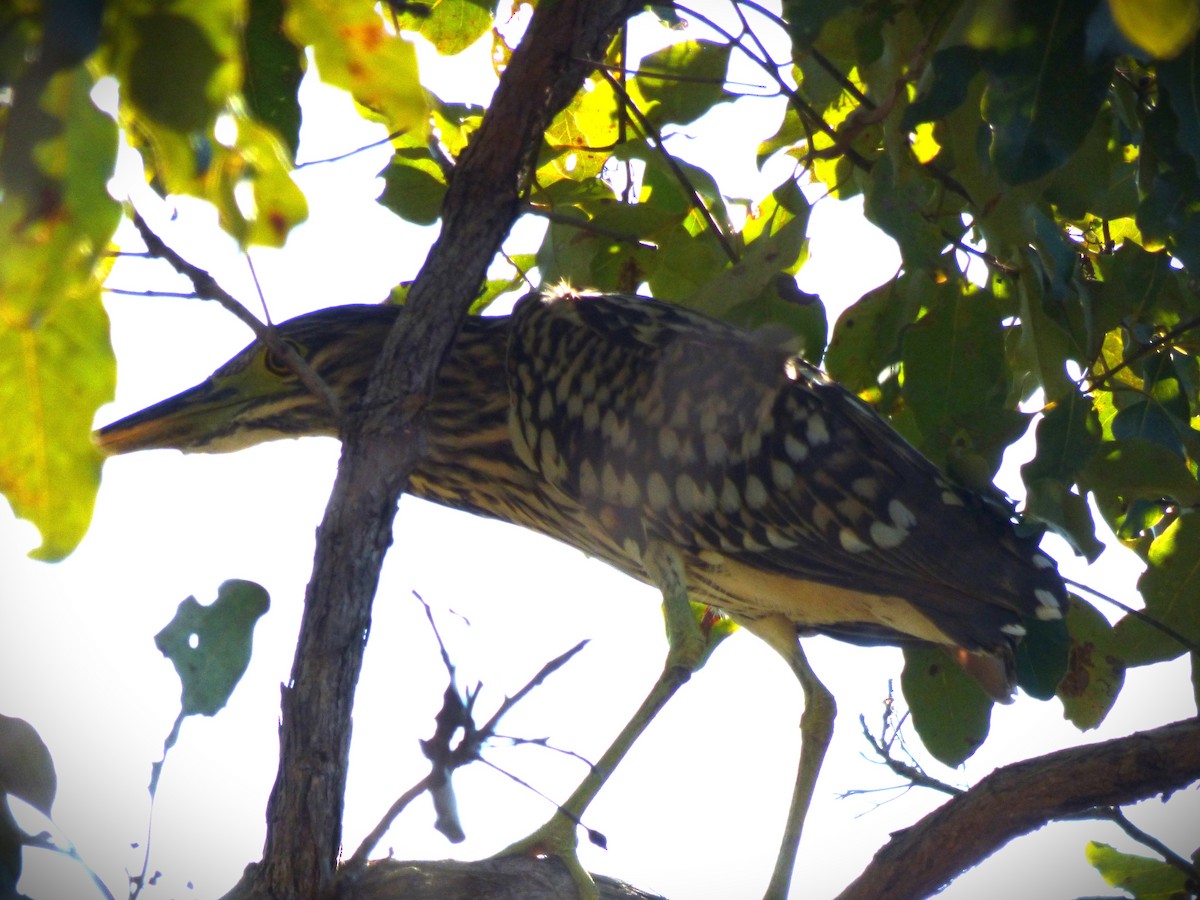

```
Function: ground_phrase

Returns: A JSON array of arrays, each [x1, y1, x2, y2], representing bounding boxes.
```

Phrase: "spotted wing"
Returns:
[[507, 289, 1066, 653]]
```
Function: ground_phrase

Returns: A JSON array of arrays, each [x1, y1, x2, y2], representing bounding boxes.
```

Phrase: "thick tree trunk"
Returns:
[[248, 2, 641, 897]]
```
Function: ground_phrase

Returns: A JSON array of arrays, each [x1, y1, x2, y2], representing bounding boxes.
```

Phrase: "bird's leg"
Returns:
[[742, 615, 837, 900], [496, 542, 709, 899]]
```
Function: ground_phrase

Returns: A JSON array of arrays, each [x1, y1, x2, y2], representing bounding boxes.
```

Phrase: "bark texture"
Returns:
[[837, 716, 1200, 900]]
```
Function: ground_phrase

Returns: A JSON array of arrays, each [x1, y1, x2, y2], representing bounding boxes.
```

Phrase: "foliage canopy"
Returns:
[[2, 0, 1199, 897]]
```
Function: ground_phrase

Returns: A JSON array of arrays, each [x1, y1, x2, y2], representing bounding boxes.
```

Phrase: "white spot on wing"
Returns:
[[647, 471, 670, 511], [1033, 553, 1054, 570], [745, 475, 768, 510], [784, 433, 808, 462], [806, 415, 830, 446], [889, 499, 917, 527], [579, 460, 599, 498], [675, 473, 700, 512], [620, 471, 640, 506], [765, 526, 795, 549], [1034, 589, 1062, 619], [771, 459, 795, 491], [601, 462, 621, 502], [1001, 623, 1027, 637], [941, 490, 964, 507], [869, 521, 907, 549], [704, 432, 728, 465], [720, 478, 741, 513], [839, 528, 870, 553], [659, 427, 680, 459]]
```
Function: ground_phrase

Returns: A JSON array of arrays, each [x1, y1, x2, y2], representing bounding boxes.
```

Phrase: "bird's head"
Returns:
[[95, 305, 400, 455]]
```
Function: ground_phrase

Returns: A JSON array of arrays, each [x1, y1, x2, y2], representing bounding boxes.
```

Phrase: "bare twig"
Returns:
[[128, 210, 340, 416], [345, 593, 591, 867], [593, 65, 739, 264], [1071, 805, 1200, 885], [837, 717, 1200, 900], [857, 713, 964, 798], [523, 202, 658, 248], [1066, 578, 1200, 656]]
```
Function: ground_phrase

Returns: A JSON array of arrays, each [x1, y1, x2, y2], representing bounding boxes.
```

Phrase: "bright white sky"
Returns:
[[2, 6, 1197, 900]]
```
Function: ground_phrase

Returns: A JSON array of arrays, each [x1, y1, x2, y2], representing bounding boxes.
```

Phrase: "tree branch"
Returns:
[[246, 3, 640, 897], [836, 717, 1200, 900]]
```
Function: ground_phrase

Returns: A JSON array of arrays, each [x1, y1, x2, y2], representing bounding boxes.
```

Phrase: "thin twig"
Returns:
[[1066, 805, 1200, 885], [129, 210, 341, 417], [295, 129, 410, 168], [346, 774, 435, 867], [1066, 579, 1200, 656], [523, 202, 658, 248], [1084, 314, 1200, 394], [594, 65, 739, 263], [347, 596, 591, 866], [858, 713, 964, 797]]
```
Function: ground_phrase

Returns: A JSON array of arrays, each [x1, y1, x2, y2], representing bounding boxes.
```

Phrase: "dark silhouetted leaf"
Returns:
[[0, 714, 56, 815], [155, 581, 271, 717], [901, 647, 992, 767]]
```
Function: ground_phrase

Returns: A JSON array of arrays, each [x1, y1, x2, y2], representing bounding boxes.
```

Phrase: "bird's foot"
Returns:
[[495, 812, 598, 900]]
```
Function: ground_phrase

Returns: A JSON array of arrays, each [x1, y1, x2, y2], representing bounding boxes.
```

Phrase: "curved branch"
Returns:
[[837, 717, 1200, 900]]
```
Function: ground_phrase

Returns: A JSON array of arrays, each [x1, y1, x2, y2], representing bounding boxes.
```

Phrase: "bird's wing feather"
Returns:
[[507, 289, 1065, 650]]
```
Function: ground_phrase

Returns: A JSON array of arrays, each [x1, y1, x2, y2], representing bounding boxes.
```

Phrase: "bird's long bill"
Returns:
[[94, 380, 243, 455]]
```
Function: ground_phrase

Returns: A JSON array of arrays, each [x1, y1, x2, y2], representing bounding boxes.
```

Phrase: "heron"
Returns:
[[96, 286, 1068, 899]]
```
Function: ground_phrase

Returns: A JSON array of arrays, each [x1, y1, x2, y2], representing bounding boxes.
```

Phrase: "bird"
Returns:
[[95, 285, 1069, 898]]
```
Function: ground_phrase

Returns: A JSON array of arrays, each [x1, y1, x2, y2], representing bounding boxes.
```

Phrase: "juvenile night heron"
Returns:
[[96, 287, 1068, 898]]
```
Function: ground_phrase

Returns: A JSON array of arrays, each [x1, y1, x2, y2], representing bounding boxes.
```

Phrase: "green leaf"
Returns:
[[1081, 439, 1200, 541], [0, 714, 56, 816], [1024, 477, 1106, 561], [862, 154, 951, 271], [1057, 597, 1125, 729], [1116, 514, 1200, 666], [1086, 841, 1192, 899], [243, 0, 305, 159], [155, 581, 271, 718], [901, 647, 993, 767], [1158, 40, 1200, 173], [0, 66, 119, 561], [285, 0, 429, 136], [903, 45, 982, 130], [380, 147, 448, 226], [214, 114, 310, 248], [977, 1, 1113, 184], [541, 72, 621, 185], [757, 104, 806, 169], [1111, 400, 1188, 457], [686, 181, 817, 351], [631, 40, 733, 127], [1021, 391, 1101, 484], [392, 0, 494, 56], [900, 285, 1008, 454], [824, 274, 924, 395], [126, 13, 223, 132]]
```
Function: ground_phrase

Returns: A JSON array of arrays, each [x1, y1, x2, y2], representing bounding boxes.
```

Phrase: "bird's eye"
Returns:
[[263, 340, 302, 377]]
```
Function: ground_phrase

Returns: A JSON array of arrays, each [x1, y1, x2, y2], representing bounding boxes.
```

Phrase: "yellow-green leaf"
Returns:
[[0, 67, 119, 561], [1058, 597, 1125, 730], [1109, 0, 1200, 59], [285, 0, 429, 137], [1087, 841, 1191, 898], [1117, 515, 1200, 665]]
